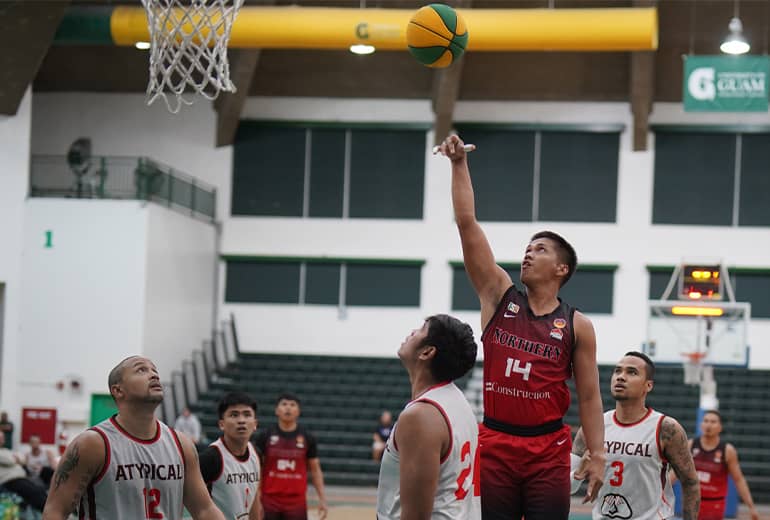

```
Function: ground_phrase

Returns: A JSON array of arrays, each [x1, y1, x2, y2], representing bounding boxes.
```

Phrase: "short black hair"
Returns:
[[624, 351, 655, 381], [107, 355, 141, 400], [275, 393, 301, 406], [217, 392, 257, 419], [530, 230, 578, 287], [420, 314, 478, 382], [703, 409, 722, 422]]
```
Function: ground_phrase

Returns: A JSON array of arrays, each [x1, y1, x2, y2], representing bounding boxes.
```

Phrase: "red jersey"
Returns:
[[692, 437, 729, 499], [252, 425, 318, 511], [481, 285, 576, 429]]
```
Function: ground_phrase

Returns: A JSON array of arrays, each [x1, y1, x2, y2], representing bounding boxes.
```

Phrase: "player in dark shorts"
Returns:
[[437, 134, 606, 520]]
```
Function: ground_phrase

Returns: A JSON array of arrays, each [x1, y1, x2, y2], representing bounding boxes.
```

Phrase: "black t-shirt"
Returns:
[[199, 438, 252, 484]]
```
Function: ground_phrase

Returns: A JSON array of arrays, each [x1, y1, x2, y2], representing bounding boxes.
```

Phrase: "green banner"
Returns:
[[683, 56, 769, 112]]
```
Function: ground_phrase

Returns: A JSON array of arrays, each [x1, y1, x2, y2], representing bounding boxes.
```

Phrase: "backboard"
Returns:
[[644, 300, 750, 367]]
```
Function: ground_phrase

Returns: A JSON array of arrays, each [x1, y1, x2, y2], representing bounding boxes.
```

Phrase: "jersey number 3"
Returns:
[[143, 488, 163, 519], [609, 461, 624, 487], [455, 441, 480, 500]]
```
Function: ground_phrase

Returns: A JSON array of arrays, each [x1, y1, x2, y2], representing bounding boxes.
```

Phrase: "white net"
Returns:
[[141, 0, 244, 113]]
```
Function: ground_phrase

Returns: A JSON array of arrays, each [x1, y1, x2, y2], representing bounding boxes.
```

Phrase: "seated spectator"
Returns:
[[0, 431, 47, 512], [0, 413, 13, 449], [23, 435, 58, 487], [372, 410, 393, 461], [174, 406, 202, 445]]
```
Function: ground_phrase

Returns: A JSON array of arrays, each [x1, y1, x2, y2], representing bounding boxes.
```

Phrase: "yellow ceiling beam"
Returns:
[[111, 6, 658, 52]]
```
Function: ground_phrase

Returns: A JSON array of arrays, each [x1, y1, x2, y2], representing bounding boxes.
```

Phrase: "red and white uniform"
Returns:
[[691, 437, 729, 520], [594, 408, 675, 520], [376, 382, 480, 519], [481, 285, 575, 429], [81, 416, 186, 520]]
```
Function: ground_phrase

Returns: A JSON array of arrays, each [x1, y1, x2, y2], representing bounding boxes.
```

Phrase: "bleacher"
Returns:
[[192, 353, 769, 503]]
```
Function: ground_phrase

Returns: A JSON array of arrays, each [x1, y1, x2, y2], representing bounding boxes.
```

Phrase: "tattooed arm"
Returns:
[[660, 417, 700, 520], [42, 430, 105, 520]]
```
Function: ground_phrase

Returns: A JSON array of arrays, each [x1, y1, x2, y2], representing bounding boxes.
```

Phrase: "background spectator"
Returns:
[[175, 406, 202, 445], [372, 410, 393, 461]]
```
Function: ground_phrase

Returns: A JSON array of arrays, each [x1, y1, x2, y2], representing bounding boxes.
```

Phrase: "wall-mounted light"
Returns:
[[721, 17, 750, 54]]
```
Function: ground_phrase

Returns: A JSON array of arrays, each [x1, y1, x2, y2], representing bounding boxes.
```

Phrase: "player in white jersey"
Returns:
[[572, 351, 700, 520], [377, 314, 481, 520], [199, 392, 262, 520], [42, 355, 225, 520]]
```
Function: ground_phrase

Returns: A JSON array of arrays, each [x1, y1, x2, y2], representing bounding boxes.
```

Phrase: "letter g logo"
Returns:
[[688, 67, 716, 100]]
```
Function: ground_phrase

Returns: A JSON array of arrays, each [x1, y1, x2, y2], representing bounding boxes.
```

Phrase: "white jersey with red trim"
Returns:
[[376, 382, 480, 520], [80, 416, 186, 520], [209, 437, 260, 520], [593, 408, 675, 520]]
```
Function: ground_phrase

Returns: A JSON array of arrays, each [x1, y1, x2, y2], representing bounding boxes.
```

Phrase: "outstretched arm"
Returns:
[[439, 134, 511, 328], [726, 444, 759, 520], [42, 430, 105, 520], [178, 433, 225, 520], [572, 312, 605, 503], [661, 418, 700, 520]]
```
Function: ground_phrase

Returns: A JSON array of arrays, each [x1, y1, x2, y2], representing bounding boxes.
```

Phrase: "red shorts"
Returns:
[[698, 498, 726, 520], [479, 422, 572, 520]]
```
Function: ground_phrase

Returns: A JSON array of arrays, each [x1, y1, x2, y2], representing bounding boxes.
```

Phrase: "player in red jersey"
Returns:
[[691, 410, 759, 520], [251, 394, 327, 520], [438, 134, 605, 520]]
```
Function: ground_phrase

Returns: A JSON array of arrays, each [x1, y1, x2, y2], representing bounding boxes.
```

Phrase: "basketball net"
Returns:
[[141, 0, 244, 113], [681, 351, 708, 386]]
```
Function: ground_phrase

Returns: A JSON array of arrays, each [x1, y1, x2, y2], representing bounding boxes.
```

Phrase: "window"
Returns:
[[232, 123, 427, 219], [225, 258, 422, 307], [653, 129, 770, 227], [455, 125, 621, 223], [451, 262, 615, 314]]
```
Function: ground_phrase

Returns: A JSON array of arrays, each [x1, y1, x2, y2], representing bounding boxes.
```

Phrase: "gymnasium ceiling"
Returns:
[[3, 0, 769, 147]]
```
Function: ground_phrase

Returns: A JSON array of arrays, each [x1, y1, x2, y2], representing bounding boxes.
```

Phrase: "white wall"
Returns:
[[0, 89, 32, 445], [29, 93, 770, 371], [19, 199, 148, 421], [143, 204, 217, 381], [30, 93, 231, 222]]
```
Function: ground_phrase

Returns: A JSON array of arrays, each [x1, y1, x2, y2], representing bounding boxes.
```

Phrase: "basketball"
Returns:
[[407, 4, 469, 68]]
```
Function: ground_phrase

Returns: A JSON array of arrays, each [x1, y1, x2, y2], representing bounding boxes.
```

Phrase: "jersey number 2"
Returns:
[[143, 488, 163, 519], [455, 441, 480, 500], [609, 461, 624, 487]]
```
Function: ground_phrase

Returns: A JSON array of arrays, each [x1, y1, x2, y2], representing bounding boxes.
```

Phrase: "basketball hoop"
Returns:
[[681, 351, 707, 385], [140, 0, 244, 113]]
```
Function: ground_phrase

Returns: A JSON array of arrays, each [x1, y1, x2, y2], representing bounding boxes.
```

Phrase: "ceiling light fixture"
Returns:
[[721, 1, 750, 55], [135, 41, 151, 50], [350, 44, 375, 55]]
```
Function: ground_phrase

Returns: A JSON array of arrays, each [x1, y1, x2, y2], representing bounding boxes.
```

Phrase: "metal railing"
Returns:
[[30, 155, 217, 222]]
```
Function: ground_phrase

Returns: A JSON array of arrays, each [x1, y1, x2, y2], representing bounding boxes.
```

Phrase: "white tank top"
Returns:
[[376, 382, 481, 520], [209, 437, 261, 520], [25, 449, 50, 477], [80, 417, 186, 520], [593, 408, 676, 520]]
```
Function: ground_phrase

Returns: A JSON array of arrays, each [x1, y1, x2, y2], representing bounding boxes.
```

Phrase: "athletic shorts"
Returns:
[[479, 422, 572, 520], [698, 497, 726, 520], [263, 506, 307, 520]]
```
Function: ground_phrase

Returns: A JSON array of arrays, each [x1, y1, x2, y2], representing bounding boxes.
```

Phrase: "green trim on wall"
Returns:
[[222, 255, 425, 266], [646, 265, 675, 273], [449, 261, 618, 271], [728, 267, 770, 275], [54, 6, 114, 45], [238, 120, 433, 131], [455, 122, 625, 133], [651, 124, 770, 134]]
